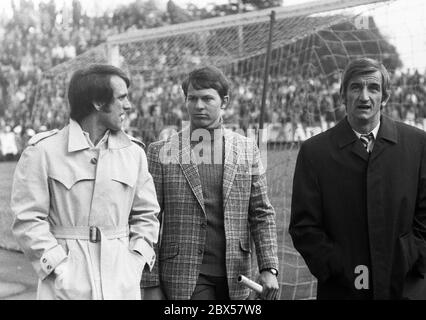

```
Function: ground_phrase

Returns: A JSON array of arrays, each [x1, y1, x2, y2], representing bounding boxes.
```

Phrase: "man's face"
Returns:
[[98, 75, 131, 131], [186, 84, 226, 129], [345, 70, 387, 127], [153, 106, 161, 117]]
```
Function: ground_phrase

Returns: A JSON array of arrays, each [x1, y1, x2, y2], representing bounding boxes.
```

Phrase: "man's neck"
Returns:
[[190, 117, 223, 132], [78, 116, 108, 146], [347, 116, 380, 134], [190, 125, 223, 144]]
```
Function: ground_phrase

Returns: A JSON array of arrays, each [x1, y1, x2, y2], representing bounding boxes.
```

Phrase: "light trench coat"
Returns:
[[11, 119, 160, 300]]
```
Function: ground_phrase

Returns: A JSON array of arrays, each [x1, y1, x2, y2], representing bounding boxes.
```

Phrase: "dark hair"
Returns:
[[181, 65, 229, 101], [340, 57, 390, 104], [68, 64, 130, 122], [149, 104, 160, 116]]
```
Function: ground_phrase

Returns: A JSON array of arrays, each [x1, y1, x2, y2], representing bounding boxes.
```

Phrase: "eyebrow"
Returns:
[[349, 80, 381, 86], [116, 93, 128, 99], [187, 94, 215, 98]]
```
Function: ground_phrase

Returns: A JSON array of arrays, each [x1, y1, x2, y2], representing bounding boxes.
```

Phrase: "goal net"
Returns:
[[33, 0, 426, 299]]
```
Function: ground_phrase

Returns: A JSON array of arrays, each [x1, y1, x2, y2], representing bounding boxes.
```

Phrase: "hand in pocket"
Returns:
[[130, 250, 147, 271]]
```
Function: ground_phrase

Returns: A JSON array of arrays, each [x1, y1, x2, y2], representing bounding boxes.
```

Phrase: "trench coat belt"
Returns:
[[50, 225, 132, 299], [50, 225, 129, 242]]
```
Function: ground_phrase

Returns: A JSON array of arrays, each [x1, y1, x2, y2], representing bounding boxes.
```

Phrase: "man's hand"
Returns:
[[53, 257, 68, 277], [258, 270, 280, 300], [142, 286, 166, 300]]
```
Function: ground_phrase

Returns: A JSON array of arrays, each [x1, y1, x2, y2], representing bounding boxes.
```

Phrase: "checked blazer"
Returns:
[[141, 127, 279, 300]]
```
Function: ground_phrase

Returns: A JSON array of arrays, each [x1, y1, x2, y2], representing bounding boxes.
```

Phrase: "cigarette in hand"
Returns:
[[237, 274, 263, 294]]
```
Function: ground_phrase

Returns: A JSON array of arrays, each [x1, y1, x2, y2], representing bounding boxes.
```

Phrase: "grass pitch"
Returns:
[[0, 161, 18, 252]]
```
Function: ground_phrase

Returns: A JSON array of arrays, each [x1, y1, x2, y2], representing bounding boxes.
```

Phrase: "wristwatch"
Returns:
[[261, 268, 278, 276]]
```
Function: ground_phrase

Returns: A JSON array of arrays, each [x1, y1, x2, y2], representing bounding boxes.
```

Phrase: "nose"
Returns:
[[359, 87, 369, 102], [123, 98, 132, 111], [194, 98, 204, 110]]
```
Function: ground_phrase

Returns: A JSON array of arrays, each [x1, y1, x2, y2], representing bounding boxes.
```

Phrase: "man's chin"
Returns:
[[191, 120, 212, 129], [349, 113, 380, 126], [108, 126, 121, 132]]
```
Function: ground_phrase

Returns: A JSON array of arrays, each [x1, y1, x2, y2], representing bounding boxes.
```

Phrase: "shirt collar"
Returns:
[[352, 120, 381, 140], [68, 119, 132, 152], [82, 130, 110, 149]]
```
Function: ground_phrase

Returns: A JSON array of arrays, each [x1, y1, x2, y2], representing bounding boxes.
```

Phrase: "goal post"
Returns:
[[106, 0, 392, 46]]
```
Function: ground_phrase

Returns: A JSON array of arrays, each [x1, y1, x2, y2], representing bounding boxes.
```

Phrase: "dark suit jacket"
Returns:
[[141, 127, 279, 300], [289, 116, 426, 299]]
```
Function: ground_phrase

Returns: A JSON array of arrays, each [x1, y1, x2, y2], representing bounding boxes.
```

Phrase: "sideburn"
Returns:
[[100, 103, 112, 113]]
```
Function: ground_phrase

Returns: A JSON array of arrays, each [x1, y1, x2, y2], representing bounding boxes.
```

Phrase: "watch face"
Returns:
[[269, 268, 278, 276]]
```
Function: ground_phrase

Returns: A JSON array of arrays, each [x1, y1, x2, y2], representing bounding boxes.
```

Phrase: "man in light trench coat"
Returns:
[[10, 64, 160, 300]]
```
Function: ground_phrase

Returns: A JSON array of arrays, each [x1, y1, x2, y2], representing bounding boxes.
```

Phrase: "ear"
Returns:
[[92, 101, 103, 111], [340, 95, 346, 108], [381, 93, 390, 108], [221, 95, 229, 109]]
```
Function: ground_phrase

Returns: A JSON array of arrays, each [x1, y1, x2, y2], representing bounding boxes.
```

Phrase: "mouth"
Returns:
[[193, 114, 209, 118], [357, 105, 371, 110]]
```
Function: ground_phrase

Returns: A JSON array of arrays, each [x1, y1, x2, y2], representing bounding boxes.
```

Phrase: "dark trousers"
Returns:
[[191, 273, 230, 300]]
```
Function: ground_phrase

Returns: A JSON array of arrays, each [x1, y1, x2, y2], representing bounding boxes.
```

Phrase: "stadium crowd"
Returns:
[[1, 0, 426, 160]]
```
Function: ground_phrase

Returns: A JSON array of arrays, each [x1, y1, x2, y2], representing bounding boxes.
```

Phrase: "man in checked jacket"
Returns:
[[141, 66, 279, 300]]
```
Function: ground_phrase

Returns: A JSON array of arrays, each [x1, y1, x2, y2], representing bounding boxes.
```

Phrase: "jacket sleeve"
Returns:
[[247, 138, 279, 272], [129, 146, 161, 272], [10, 145, 67, 280], [140, 142, 164, 288], [413, 139, 426, 275], [289, 142, 345, 283]]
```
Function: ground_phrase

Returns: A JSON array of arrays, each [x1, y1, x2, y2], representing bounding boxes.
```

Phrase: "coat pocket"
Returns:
[[53, 250, 92, 300], [111, 173, 136, 188], [239, 239, 252, 253], [400, 232, 420, 275], [111, 239, 144, 299], [110, 162, 137, 188], [159, 243, 179, 261], [128, 249, 146, 278]]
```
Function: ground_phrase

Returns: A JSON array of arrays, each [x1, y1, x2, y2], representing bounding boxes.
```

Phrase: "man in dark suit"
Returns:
[[289, 57, 426, 299], [141, 66, 279, 300]]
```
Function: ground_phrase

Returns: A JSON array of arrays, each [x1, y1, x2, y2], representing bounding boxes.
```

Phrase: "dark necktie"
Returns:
[[360, 133, 374, 152]]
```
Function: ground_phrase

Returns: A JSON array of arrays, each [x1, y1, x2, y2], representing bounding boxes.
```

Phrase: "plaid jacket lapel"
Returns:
[[223, 129, 239, 209], [176, 128, 206, 213]]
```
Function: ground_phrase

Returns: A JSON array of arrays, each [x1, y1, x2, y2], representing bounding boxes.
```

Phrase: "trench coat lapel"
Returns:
[[335, 117, 370, 162], [176, 128, 205, 213], [370, 115, 398, 161], [223, 129, 239, 209], [68, 119, 91, 152]]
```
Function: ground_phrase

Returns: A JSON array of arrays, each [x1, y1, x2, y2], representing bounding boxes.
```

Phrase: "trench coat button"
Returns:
[[198, 249, 203, 255], [47, 265, 52, 270], [42, 258, 47, 263], [201, 223, 206, 229], [90, 158, 98, 165]]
